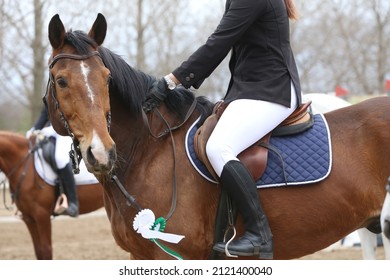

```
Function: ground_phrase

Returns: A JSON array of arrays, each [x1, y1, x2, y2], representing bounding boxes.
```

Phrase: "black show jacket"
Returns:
[[172, 0, 301, 108]]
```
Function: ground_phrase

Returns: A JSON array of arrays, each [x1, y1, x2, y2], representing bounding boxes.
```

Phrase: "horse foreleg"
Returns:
[[381, 232, 390, 260], [22, 213, 53, 260], [357, 228, 377, 260], [22, 215, 43, 258]]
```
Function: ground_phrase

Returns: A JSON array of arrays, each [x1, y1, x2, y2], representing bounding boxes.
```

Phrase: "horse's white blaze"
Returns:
[[80, 61, 94, 103], [91, 130, 109, 164]]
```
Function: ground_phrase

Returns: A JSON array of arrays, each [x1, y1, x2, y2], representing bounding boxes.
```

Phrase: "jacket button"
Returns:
[[186, 76, 190, 81], [189, 73, 195, 78]]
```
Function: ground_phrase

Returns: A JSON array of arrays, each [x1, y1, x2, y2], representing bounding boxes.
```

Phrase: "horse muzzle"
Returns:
[[81, 142, 117, 175]]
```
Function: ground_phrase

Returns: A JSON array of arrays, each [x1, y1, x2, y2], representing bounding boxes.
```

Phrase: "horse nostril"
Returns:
[[109, 144, 117, 162], [87, 146, 97, 166]]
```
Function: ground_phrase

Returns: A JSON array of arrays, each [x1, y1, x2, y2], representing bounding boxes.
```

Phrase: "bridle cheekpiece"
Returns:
[[43, 51, 111, 173]]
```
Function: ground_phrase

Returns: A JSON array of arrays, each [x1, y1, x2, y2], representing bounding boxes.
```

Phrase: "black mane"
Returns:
[[64, 30, 98, 54], [64, 30, 213, 122]]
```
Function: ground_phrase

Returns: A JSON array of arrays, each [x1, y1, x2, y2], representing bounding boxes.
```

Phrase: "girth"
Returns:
[[194, 101, 313, 181]]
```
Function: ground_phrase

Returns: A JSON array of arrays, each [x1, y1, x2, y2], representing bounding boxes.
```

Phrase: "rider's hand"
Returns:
[[143, 77, 170, 111]]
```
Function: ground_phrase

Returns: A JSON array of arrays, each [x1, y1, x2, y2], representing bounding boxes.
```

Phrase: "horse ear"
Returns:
[[88, 13, 107, 46], [48, 14, 65, 49]]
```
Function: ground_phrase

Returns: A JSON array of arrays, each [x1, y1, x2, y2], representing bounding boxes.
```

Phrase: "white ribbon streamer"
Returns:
[[133, 209, 185, 244]]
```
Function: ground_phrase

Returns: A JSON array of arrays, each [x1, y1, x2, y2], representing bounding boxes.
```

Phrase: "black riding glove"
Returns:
[[143, 77, 169, 111]]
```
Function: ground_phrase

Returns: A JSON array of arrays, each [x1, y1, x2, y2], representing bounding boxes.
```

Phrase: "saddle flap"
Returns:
[[238, 134, 270, 181], [194, 114, 219, 180], [194, 113, 271, 182]]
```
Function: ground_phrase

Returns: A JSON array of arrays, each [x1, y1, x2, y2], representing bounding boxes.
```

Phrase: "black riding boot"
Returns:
[[213, 160, 273, 259], [58, 163, 79, 217]]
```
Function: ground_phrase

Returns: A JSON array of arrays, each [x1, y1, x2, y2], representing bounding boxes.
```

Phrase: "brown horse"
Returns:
[[0, 131, 104, 259], [44, 13, 388, 260]]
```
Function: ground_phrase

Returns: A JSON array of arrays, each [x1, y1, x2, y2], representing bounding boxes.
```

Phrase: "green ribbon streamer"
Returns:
[[150, 217, 183, 260]]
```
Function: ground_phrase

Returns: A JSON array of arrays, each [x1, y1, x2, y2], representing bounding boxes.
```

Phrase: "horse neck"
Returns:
[[0, 132, 29, 184], [109, 94, 149, 168], [108, 91, 200, 178]]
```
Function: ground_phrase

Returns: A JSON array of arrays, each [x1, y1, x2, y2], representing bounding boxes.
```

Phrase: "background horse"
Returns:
[[305, 93, 390, 260], [45, 13, 389, 260], [0, 131, 104, 259]]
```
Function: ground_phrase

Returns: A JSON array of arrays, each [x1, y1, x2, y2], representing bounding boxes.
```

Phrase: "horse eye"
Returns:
[[56, 77, 68, 88], [107, 74, 112, 86]]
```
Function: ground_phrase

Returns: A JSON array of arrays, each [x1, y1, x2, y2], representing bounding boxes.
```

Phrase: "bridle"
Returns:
[[43, 51, 111, 173], [43, 50, 197, 223], [1, 138, 42, 210]]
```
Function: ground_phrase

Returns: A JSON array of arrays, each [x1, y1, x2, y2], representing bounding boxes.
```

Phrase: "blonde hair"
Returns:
[[284, 0, 299, 20]]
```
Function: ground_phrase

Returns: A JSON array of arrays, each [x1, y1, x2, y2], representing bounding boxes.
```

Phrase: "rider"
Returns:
[[27, 106, 79, 217], [148, 0, 301, 258]]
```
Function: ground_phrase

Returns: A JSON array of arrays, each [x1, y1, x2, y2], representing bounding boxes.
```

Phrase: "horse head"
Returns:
[[46, 14, 116, 174]]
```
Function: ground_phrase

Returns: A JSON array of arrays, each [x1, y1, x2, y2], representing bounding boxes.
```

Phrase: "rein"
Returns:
[[1, 143, 36, 210], [44, 51, 111, 174], [110, 98, 197, 259], [141, 98, 197, 139], [113, 98, 197, 221], [45, 49, 193, 220], [46, 50, 196, 253], [145, 99, 197, 221]]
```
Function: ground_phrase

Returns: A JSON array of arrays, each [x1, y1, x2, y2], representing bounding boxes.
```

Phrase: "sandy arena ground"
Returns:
[[0, 202, 385, 260]]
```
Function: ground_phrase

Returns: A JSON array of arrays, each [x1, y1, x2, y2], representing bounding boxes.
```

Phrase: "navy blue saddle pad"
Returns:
[[185, 114, 332, 188]]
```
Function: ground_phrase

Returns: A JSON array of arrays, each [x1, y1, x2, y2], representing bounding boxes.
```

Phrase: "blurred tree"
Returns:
[[1, 0, 390, 132], [292, 0, 390, 95], [0, 0, 46, 131], [31, 0, 45, 122]]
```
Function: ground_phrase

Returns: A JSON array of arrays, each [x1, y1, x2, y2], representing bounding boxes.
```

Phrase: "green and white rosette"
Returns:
[[133, 209, 184, 260]]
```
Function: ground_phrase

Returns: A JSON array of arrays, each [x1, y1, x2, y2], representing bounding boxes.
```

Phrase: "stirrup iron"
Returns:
[[54, 193, 68, 214], [223, 224, 238, 258]]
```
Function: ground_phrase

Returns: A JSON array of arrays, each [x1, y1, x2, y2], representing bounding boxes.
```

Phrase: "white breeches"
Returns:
[[206, 84, 298, 177], [41, 126, 73, 169]]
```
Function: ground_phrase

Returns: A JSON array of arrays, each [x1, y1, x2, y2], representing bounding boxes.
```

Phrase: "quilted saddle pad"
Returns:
[[185, 113, 332, 188]]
